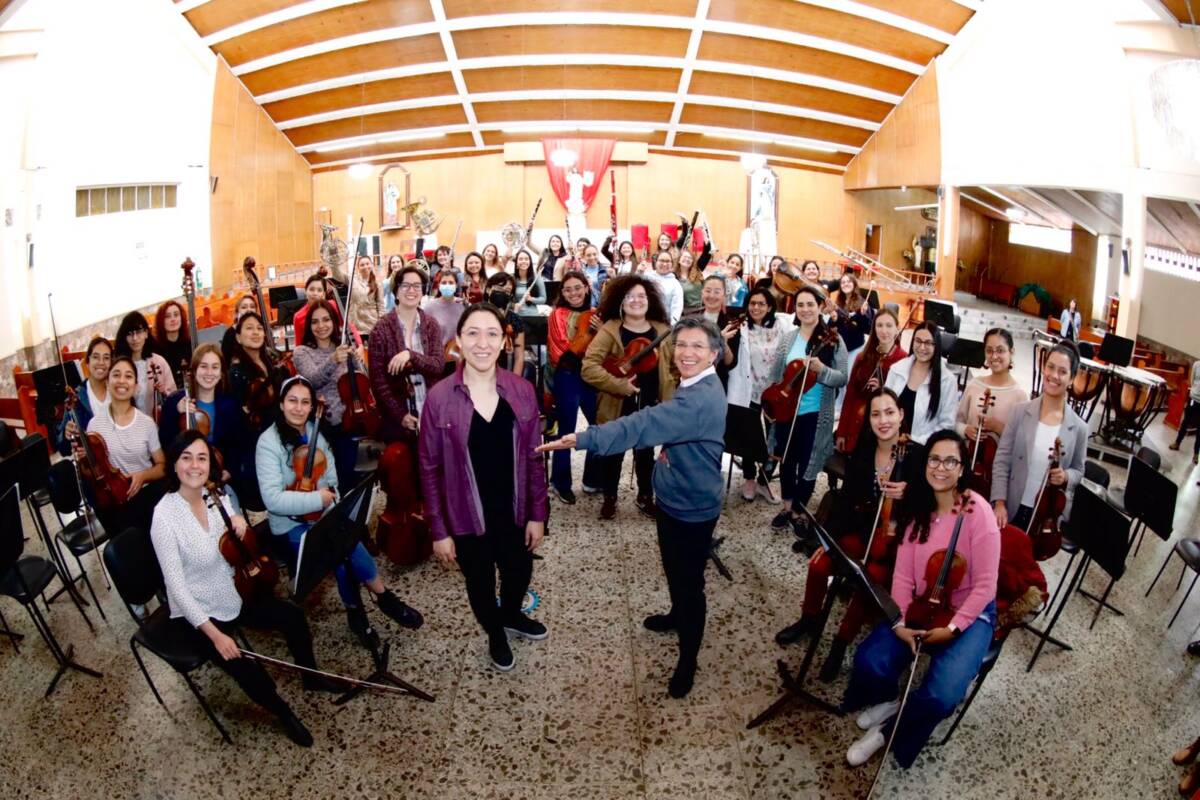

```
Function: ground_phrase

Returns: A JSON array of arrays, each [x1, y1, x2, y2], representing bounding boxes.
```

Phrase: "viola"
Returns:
[[968, 389, 998, 496], [245, 372, 279, 431], [839, 343, 894, 452], [207, 481, 278, 602], [376, 375, 431, 565], [862, 436, 910, 569], [905, 494, 974, 631], [760, 325, 840, 422], [64, 388, 132, 512], [149, 361, 166, 425], [602, 326, 671, 380], [288, 399, 329, 522], [1027, 437, 1066, 562]]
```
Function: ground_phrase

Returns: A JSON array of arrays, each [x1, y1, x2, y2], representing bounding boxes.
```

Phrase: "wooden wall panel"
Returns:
[[985, 221, 1098, 321], [209, 60, 314, 289], [955, 202, 991, 291], [840, 187, 940, 273], [463, 65, 682, 94], [264, 73, 459, 122], [311, 151, 846, 265], [444, 0, 699, 15], [451, 26, 692, 58], [240, 35, 446, 97], [679, 105, 872, 147], [843, 63, 940, 190], [688, 71, 892, 122]]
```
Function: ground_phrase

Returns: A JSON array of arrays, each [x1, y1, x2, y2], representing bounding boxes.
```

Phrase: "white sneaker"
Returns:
[[846, 725, 886, 766], [741, 480, 756, 501], [856, 700, 900, 730], [756, 481, 782, 505]]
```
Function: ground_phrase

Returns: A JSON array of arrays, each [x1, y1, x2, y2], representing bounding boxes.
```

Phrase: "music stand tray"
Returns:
[[747, 511, 899, 729], [293, 476, 435, 705]]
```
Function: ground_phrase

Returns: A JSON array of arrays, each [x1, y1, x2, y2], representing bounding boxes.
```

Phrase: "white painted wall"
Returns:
[[1140, 268, 1200, 357], [0, 0, 216, 359]]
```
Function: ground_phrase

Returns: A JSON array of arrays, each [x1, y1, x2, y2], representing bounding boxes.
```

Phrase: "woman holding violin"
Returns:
[[256, 376, 423, 645], [369, 265, 444, 444], [776, 389, 920, 682], [77, 354, 167, 536], [766, 285, 848, 537], [462, 251, 488, 305], [547, 270, 603, 503], [54, 335, 111, 456], [292, 300, 368, 491], [221, 294, 260, 365], [347, 254, 386, 337], [955, 328, 1027, 498], [114, 311, 176, 418], [420, 304, 548, 673], [644, 250, 684, 324], [884, 321, 958, 446], [990, 341, 1086, 533], [841, 429, 1000, 769], [228, 312, 289, 433], [835, 309, 906, 454], [153, 300, 193, 385], [582, 274, 676, 521], [828, 272, 874, 418], [726, 288, 791, 503], [151, 430, 337, 748]]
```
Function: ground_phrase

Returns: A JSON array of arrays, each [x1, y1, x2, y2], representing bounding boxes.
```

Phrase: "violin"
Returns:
[[64, 387, 132, 512], [968, 389, 998, 496], [905, 494, 975, 631], [601, 326, 671, 380], [862, 436, 910, 569], [376, 374, 431, 565], [245, 371, 280, 431], [288, 399, 329, 522], [566, 309, 599, 357], [1027, 437, 1066, 562], [149, 361, 166, 425], [207, 481, 278, 601], [334, 263, 382, 437], [760, 325, 841, 422], [178, 369, 212, 437], [444, 338, 462, 363], [838, 343, 895, 452]]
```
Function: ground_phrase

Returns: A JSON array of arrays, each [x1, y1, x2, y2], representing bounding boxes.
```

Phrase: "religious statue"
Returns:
[[565, 167, 594, 215]]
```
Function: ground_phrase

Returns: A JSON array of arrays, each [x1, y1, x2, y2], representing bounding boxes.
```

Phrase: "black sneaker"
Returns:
[[643, 613, 676, 633], [503, 614, 548, 641], [667, 658, 697, 699], [553, 485, 577, 505], [346, 608, 380, 651], [277, 709, 313, 747], [581, 483, 604, 495], [376, 591, 424, 630], [600, 496, 617, 520], [771, 510, 792, 530], [775, 617, 816, 647], [489, 633, 515, 672], [636, 494, 657, 519]]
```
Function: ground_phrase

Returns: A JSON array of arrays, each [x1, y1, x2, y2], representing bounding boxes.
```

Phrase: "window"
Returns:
[[1007, 223, 1073, 254], [1145, 245, 1200, 282], [75, 184, 178, 217]]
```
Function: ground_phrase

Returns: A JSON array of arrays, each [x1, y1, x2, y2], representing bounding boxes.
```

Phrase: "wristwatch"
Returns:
[[947, 623, 961, 638]]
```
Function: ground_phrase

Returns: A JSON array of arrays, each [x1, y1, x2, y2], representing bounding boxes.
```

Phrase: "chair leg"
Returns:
[[1178, 562, 1188, 592], [1044, 550, 1079, 616], [1169, 573, 1200, 628], [181, 672, 233, 744], [1146, 549, 1176, 597], [73, 552, 106, 621], [1132, 526, 1148, 558], [0, 605, 22, 653], [130, 640, 166, 707], [52, 568, 96, 634], [25, 600, 67, 664]]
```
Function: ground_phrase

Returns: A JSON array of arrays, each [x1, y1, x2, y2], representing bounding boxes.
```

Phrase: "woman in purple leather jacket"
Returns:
[[418, 303, 549, 673]]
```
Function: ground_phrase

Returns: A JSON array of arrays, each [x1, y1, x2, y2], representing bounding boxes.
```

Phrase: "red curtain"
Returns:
[[542, 138, 616, 212]]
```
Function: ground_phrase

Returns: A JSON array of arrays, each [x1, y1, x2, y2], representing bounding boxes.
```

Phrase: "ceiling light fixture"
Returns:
[[1005, 207, 1025, 221], [740, 153, 767, 172], [348, 163, 373, 179]]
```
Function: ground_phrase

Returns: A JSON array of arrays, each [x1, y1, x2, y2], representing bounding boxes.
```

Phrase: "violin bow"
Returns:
[[865, 638, 924, 799], [236, 649, 418, 697]]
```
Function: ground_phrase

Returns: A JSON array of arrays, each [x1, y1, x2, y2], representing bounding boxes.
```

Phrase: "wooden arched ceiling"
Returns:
[[175, 0, 978, 173]]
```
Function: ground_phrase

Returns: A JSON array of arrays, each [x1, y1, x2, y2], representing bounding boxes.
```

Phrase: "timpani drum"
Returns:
[[1101, 365, 1167, 447], [1068, 356, 1109, 421]]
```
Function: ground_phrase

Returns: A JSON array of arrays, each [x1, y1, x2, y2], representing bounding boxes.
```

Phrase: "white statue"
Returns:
[[564, 167, 594, 216]]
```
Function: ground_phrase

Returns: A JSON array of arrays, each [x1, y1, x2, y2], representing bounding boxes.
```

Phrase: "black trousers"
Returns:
[[601, 447, 655, 499], [656, 511, 719, 666], [774, 413, 819, 513], [167, 596, 317, 718], [454, 524, 533, 638], [96, 480, 167, 537], [1176, 400, 1200, 456]]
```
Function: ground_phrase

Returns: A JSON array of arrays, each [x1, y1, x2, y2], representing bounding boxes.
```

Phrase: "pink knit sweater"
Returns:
[[892, 490, 1001, 631]]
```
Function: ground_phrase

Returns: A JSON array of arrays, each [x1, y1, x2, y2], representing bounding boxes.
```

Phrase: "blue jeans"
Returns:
[[551, 369, 600, 492], [842, 601, 996, 768], [281, 523, 378, 608]]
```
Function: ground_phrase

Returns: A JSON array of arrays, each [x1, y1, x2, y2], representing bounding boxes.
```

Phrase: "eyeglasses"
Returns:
[[747, 300, 769, 307], [984, 347, 1009, 356], [927, 456, 962, 471], [398, 283, 424, 293], [912, 338, 935, 349]]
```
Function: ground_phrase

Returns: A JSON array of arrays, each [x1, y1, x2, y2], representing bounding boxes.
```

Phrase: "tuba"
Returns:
[[401, 196, 444, 235]]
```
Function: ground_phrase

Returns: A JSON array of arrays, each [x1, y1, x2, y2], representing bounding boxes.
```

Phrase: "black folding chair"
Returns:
[[0, 486, 101, 696], [45, 460, 109, 618], [102, 527, 232, 743]]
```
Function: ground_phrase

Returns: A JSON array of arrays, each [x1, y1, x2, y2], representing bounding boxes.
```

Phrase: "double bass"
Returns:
[[376, 374, 431, 565], [760, 326, 840, 422], [1027, 438, 1066, 562], [206, 481, 278, 601], [967, 389, 998, 496], [241, 257, 291, 428], [288, 399, 329, 523]]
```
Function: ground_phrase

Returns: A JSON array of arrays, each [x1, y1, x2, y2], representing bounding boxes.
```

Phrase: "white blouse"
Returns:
[[150, 491, 243, 628]]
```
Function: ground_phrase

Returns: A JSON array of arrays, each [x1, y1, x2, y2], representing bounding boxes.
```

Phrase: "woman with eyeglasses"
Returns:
[[884, 321, 958, 446], [256, 376, 424, 647], [644, 250, 684, 324], [955, 328, 1027, 445], [990, 341, 1086, 531], [114, 311, 177, 418], [841, 429, 999, 769], [835, 309, 906, 454], [55, 336, 112, 456]]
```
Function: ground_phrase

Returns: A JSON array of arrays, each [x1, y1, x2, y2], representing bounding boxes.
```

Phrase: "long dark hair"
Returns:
[[230, 311, 276, 380], [555, 270, 592, 311], [895, 429, 969, 544], [911, 321, 945, 421], [164, 429, 220, 493], [852, 387, 904, 462], [273, 375, 321, 450], [794, 285, 834, 358], [744, 286, 777, 329], [853, 308, 901, 385], [114, 312, 156, 359], [301, 300, 343, 348], [597, 274, 669, 324]]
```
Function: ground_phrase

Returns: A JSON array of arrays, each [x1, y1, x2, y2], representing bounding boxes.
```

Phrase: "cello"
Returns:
[[241, 257, 291, 428], [760, 325, 840, 422], [375, 374, 431, 565], [288, 399, 329, 522], [1026, 438, 1066, 562], [206, 480, 278, 601], [967, 389, 998, 496]]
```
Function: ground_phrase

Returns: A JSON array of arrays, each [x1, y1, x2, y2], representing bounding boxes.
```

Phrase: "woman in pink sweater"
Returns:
[[841, 429, 1001, 769]]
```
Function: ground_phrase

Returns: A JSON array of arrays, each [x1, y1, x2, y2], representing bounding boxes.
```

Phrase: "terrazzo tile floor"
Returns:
[[3, 346, 1200, 798]]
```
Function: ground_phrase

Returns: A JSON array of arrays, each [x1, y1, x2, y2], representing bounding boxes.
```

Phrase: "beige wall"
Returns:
[[843, 65, 940, 191], [312, 152, 846, 265], [1140, 269, 1200, 359], [840, 187, 939, 272]]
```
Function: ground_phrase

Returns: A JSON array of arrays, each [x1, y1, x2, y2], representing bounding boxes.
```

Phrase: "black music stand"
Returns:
[[293, 476, 434, 705], [747, 510, 899, 728], [1097, 333, 1134, 368], [31, 361, 83, 428], [1026, 485, 1130, 671], [923, 298, 956, 331]]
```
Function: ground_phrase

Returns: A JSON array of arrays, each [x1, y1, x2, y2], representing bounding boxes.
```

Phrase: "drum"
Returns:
[[1031, 330, 1057, 397], [1068, 357, 1109, 420], [1108, 365, 1166, 422]]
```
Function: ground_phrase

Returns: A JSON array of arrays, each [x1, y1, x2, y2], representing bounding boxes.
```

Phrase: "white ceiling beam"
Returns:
[[1065, 189, 1123, 227], [428, 0, 482, 149], [314, 146, 504, 169], [651, 146, 845, 172], [275, 89, 881, 133], [980, 185, 1060, 228], [174, 0, 212, 13], [1024, 188, 1098, 236], [229, 12, 926, 77], [665, 0, 710, 149], [960, 192, 1009, 219], [254, 54, 902, 107], [200, 0, 367, 46]]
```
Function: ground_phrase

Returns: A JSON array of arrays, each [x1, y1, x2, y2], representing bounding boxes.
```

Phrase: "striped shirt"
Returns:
[[86, 405, 160, 475]]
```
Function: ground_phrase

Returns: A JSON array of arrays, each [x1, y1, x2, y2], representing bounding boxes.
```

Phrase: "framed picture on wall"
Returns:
[[379, 164, 412, 230]]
